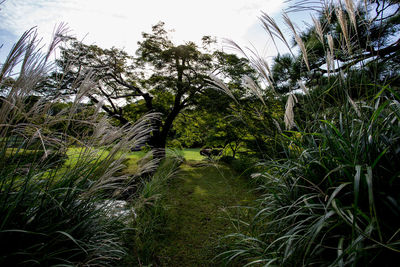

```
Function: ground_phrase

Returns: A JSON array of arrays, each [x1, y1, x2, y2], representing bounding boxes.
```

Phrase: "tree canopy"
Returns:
[[44, 22, 254, 158]]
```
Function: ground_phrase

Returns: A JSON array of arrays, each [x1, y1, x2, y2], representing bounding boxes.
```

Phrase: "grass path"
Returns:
[[157, 161, 256, 266]]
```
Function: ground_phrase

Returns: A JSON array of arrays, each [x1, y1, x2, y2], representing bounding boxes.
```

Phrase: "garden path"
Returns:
[[157, 161, 256, 266]]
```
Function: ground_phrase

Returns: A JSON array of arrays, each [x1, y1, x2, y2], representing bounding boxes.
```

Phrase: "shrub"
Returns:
[[167, 139, 183, 150]]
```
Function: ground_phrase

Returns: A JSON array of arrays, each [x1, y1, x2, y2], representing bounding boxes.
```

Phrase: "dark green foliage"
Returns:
[[272, 53, 301, 93]]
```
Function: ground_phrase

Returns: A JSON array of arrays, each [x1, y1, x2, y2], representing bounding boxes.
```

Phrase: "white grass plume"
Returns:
[[224, 39, 275, 93], [260, 12, 295, 57], [336, 7, 352, 55], [208, 74, 239, 104], [284, 93, 297, 130], [298, 80, 309, 95], [247, 49, 276, 93], [312, 15, 325, 44], [283, 13, 310, 71], [347, 94, 361, 117], [327, 34, 334, 55], [326, 34, 335, 76], [243, 75, 266, 106], [344, 0, 358, 32]]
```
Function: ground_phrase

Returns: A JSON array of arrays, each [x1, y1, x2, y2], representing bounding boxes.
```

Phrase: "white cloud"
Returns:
[[0, 0, 287, 57]]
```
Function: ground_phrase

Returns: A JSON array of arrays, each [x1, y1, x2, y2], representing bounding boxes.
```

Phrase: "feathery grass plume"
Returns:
[[0, 28, 33, 82], [254, 58, 276, 92], [259, 57, 274, 84], [283, 13, 310, 71], [260, 12, 295, 57], [45, 23, 69, 62], [285, 0, 328, 13], [0, 30, 38, 126], [273, 118, 283, 134], [312, 15, 325, 44], [340, 69, 345, 80], [243, 75, 266, 106], [344, 0, 357, 32], [326, 48, 334, 76], [223, 39, 249, 60], [326, 34, 335, 76], [16, 25, 68, 96], [326, 33, 336, 76], [336, 7, 352, 54], [247, 49, 276, 92], [298, 80, 309, 94], [208, 74, 239, 104], [347, 93, 361, 117], [327, 33, 334, 55], [284, 93, 297, 130], [224, 39, 276, 93]]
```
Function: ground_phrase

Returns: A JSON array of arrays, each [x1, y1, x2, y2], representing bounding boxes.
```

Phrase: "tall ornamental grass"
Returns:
[[219, 0, 400, 266], [0, 26, 157, 266]]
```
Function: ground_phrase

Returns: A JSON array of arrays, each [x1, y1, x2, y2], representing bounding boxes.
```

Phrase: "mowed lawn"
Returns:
[[63, 147, 205, 175], [65, 147, 205, 164], [178, 148, 205, 161]]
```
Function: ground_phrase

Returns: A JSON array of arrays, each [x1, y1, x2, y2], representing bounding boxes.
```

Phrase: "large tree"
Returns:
[[46, 22, 253, 158]]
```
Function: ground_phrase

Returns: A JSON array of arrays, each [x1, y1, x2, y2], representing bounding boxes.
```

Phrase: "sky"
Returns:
[[0, 0, 308, 63]]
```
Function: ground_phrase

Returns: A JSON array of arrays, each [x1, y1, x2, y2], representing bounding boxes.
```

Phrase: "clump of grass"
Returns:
[[0, 25, 157, 266], [218, 0, 400, 266], [223, 98, 400, 265]]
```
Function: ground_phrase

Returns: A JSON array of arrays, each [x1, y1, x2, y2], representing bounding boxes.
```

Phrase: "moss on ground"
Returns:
[[156, 162, 256, 266]]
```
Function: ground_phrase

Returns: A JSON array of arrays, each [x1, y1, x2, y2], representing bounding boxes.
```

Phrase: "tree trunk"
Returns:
[[149, 105, 182, 159], [150, 130, 167, 159]]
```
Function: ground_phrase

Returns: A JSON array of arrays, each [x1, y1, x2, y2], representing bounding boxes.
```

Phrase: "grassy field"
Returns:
[[63, 147, 205, 178], [176, 148, 205, 161], [66, 147, 204, 163]]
